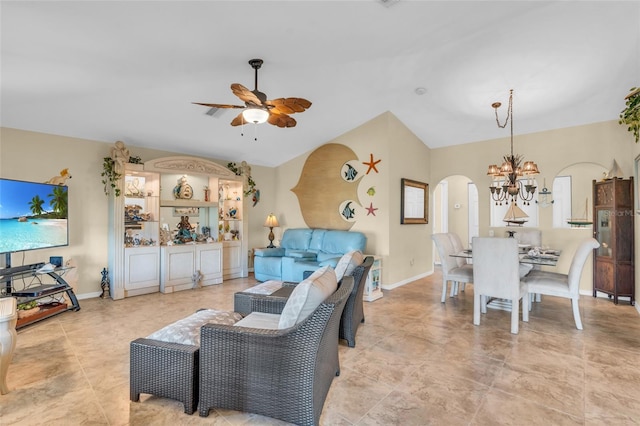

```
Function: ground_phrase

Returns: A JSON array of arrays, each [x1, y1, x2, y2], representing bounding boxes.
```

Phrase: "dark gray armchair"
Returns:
[[338, 256, 373, 347], [198, 276, 354, 425]]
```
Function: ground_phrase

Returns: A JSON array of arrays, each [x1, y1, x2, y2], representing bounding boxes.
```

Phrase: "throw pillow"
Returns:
[[147, 309, 243, 346], [334, 250, 364, 281], [278, 265, 337, 329]]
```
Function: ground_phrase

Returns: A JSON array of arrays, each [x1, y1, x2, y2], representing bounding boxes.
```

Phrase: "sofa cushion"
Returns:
[[288, 250, 316, 259], [254, 248, 285, 257], [278, 266, 337, 329], [242, 280, 284, 295], [318, 257, 340, 268], [280, 228, 314, 250], [321, 230, 367, 255], [146, 309, 243, 346], [334, 250, 364, 281], [234, 312, 281, 330], [317, 252, 340, 263]]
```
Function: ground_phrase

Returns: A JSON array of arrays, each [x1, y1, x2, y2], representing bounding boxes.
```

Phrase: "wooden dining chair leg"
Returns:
[[441, 280, 448, 303], [473, 293, 481, 326]]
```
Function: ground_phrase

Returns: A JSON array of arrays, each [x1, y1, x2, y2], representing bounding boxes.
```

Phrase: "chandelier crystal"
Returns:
[[487, 90, 539, 208]]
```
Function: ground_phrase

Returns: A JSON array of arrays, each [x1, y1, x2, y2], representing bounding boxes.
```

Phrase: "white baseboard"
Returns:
[[77, 291, 102, 300], [382, 269, 433, 291]]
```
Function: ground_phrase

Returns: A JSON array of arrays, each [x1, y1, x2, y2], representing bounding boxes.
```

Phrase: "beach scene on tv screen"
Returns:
[[0, 179, 68, 254]]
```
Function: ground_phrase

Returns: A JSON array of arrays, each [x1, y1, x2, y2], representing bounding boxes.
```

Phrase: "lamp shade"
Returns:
[[264, 213, 279, 228], [243, 108, 269, 124]]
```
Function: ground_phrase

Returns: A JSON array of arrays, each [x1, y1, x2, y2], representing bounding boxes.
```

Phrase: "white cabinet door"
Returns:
[[124, 246, 160, 293], [160, 245, 196, 293], [223, 241, 242, 279], [196, 243, 223, 286]]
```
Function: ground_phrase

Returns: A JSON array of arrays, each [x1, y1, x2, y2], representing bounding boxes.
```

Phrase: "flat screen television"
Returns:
[[0, 178, 69, 254]]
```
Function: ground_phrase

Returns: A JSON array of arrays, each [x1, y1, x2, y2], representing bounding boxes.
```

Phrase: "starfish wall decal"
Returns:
[[366, 202, 378, 216], [363, 153, 381, 174]]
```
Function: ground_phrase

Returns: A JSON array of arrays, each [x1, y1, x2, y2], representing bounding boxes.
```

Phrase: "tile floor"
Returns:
[[1, 270, 640, 425]]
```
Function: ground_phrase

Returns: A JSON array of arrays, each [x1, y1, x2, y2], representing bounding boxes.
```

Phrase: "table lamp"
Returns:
[[264, 213, 279, 248]]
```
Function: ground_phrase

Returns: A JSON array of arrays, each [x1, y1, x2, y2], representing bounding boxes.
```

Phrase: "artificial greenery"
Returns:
[[619, 87, 640, 143], [101, 157, 122, 197], [227, 162, 258, 197], [17, 300, 38, 310]]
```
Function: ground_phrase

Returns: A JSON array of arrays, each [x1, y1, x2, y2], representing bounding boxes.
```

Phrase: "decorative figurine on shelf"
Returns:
[[100, 268, 111, 299], [204, 186, 210, 202], [125, 178, 142, 197], [45, 168, 72, 186], [110, 141, 130, 174], [173, 175, 194, 200], [176, 215, 194, 243], [228, 206, 238, 218]]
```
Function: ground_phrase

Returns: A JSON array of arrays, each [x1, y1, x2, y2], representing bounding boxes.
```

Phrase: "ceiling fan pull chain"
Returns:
[[254, 123, 258, 141]]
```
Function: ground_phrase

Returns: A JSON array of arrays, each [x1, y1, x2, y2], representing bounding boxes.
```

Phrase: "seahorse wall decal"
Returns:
[[291, 143, 363, 230]]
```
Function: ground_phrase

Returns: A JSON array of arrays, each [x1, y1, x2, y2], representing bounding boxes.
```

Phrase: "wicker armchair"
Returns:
[[302, 256, 372, 347], [339, 256, 373, 347], [198, 276, 354, 426]]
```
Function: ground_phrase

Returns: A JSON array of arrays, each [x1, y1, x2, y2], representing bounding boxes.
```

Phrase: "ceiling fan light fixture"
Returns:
[[242, 108, 269, 124]]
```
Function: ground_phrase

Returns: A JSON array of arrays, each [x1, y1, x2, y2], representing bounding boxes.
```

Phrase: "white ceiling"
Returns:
[[2, 1, 639, 167]]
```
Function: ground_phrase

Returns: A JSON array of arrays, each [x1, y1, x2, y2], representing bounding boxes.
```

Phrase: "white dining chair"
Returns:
[[513, 229, 542, 248], [513, 228, 543, 302], [432, 233, 473, 303], [522, 238, 600, 330], [472, 237, 528, 334], [448, 232, 469, 292]]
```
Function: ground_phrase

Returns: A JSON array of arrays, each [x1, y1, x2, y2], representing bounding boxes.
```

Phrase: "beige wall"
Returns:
[[272, 112, 431, 288]]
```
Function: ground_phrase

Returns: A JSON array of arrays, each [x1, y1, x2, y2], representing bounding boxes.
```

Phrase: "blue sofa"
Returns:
[[253, 228, 367, 282]]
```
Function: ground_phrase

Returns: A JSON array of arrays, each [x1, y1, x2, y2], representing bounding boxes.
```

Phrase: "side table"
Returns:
[[363, 255, 383, 302]]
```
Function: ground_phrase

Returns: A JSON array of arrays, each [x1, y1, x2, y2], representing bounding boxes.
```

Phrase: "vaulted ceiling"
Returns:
[[2, 1, 639, 167]]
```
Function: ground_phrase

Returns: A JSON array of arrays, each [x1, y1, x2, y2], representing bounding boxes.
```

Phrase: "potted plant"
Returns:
[[619, 86, 640, 143]]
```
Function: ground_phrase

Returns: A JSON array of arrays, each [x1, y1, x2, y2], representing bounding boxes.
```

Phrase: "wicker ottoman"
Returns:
[[130, 309, 242, 415]]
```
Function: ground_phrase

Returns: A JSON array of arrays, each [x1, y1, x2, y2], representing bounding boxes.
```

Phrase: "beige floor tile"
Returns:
[[473, 389, 584, 425], [2, 269, 639, 425]]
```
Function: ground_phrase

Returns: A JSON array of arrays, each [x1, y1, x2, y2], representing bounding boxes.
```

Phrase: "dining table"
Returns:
[[450, 244, 562, 311], [450, 246, 561, 267]]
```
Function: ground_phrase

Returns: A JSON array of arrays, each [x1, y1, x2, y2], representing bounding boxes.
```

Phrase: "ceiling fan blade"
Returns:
[[268, 112, 297, 128], [231, 83, 263, 106], [230, 112, 246, 127], [192, 102, 244, 109], [265, 97, 312, 115]]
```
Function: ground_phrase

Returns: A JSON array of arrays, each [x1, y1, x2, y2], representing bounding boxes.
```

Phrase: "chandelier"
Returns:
[[487, 89, 540, 206]]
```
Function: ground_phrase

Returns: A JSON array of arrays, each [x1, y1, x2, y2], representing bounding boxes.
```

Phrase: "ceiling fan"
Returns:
[[193, 59, 311, 128]]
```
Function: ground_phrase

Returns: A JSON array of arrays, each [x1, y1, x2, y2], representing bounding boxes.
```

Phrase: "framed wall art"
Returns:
[[401, 178, 428, 224]]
